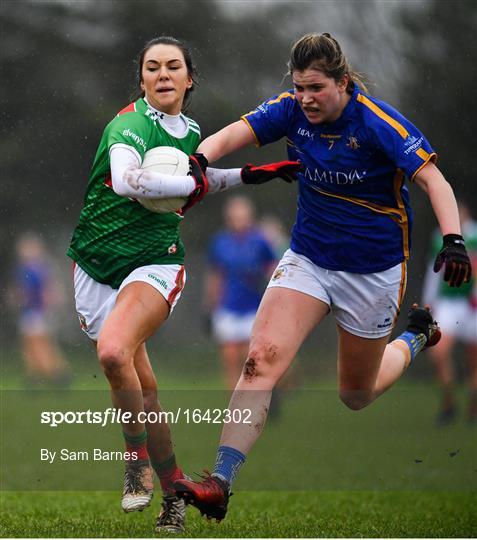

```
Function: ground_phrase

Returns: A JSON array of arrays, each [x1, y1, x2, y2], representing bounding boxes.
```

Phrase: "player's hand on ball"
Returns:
[[241, 161, 302, 185], [182, 154, 209, 213], [191, 152, 208, 173], [433, 234, 472, 287]]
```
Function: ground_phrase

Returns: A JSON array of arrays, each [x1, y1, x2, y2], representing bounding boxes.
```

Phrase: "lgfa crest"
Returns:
[[347, 136, 360, 150]]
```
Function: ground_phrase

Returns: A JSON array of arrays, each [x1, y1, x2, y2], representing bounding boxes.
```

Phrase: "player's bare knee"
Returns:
[[339, 389, 373, 411], [97, 342, 130, 375], [243, 341, 281, 383]]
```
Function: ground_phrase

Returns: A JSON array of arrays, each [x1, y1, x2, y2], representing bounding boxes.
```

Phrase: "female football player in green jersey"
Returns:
[[68, 36, 300, 533]]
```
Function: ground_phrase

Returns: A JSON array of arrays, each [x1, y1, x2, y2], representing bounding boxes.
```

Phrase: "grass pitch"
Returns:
[[1, 490, 475, 537], [1, 347, 476, 537]]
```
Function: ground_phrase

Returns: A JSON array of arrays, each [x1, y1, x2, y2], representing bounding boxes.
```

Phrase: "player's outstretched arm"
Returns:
[[415, 162, 472, 287], [110, 145, 196, 199], [196, 156, 301, 194], [197, 120, 255, 163], [196, 119, 301, 192]]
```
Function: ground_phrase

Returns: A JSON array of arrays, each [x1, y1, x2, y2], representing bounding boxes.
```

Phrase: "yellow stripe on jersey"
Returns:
[[286, 137, 297, 148], [357, 94, 409, 139], [311, 177, 410, 260], [416, 148, 430, 161], [287, 138, 304, 154], [411, 152, 437, 181], [392, 170, 410, 259], [358, 93, 438, 181], [311, 186, 404, 223], [240, 115, 261, 147], [266, 92, 295, 105]]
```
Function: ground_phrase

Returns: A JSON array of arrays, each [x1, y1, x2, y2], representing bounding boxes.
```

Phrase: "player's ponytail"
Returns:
[[130, 36, 198, 110], [287, 33, 369, 94]]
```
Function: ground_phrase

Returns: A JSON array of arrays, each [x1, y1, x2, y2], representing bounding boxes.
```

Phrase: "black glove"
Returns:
[[433, 234, 472, 287], [241, 161, 302, 185], [182, 154, 209, 213], [192, 152, 208, 172]]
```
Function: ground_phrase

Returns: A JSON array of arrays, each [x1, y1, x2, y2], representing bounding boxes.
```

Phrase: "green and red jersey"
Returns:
[[67, 98, 200, 288]]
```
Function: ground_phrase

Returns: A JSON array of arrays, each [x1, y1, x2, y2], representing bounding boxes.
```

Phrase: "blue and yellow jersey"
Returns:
[[242, 85, 437, 273]]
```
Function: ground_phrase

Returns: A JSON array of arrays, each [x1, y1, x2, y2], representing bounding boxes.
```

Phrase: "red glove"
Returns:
[[241, 161, 302, 184], [182, 154, 209, 213]]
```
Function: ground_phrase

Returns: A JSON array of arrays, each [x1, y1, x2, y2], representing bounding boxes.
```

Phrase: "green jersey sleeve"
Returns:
[[105, 112, 152, 160]]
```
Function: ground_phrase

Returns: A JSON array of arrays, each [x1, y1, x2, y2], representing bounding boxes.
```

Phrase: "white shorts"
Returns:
[[433, 298, 477, 343], [73, 263, 186, 340], [267, 249, 407, 339], [212, 309, 256, 344]]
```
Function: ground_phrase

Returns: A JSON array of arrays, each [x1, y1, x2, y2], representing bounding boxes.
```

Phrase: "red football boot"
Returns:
[[173, 473, 230, 521]]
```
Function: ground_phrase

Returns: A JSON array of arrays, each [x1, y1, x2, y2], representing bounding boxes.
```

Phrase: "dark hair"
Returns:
[[287, 33, 368, 94], [130, 36, 198, 109]]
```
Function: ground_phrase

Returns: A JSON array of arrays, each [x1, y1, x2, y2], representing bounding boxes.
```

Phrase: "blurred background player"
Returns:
[[205, 196, 277, 390], [259, 214, 290, 259], [423, 201, 477, 425], [13, 232, 71, 386]]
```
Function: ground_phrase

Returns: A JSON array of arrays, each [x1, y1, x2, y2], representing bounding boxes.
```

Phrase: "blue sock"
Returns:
[[396, 330, 427, 364], [212, 445, 246, 486]]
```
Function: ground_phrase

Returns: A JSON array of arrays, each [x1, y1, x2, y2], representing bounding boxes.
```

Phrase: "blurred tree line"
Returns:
[[398, 0, 477, 290], [1, 0, 475, 359]]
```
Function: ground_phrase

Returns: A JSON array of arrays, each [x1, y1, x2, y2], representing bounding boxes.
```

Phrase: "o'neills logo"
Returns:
[[168, 243, 177, 254], [147, 274, 168, 289]]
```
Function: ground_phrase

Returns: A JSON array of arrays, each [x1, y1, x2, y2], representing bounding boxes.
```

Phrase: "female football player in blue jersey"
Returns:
[[172, 33, 473, 520]]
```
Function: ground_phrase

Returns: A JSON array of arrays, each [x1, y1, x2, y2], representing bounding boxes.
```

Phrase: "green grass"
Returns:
[[1, 349, 476, 537], [2, 385, 475, 492], [1, 490, 476, 537]]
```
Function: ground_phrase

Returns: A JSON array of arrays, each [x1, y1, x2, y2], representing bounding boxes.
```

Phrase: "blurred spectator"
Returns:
[[205, 196, 277, 390], [422, 202, 477, 425], [12, 233, 71, 386], [259, 214, 290, 258]]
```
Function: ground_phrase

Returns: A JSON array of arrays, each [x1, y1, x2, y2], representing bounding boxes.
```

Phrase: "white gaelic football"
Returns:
[[137, 146, 189, 213]]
